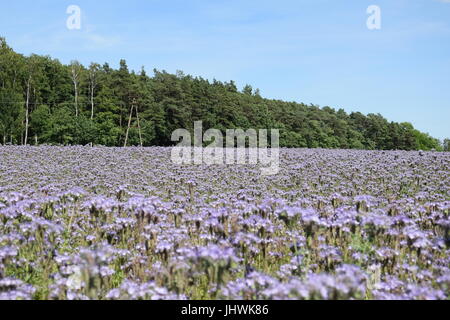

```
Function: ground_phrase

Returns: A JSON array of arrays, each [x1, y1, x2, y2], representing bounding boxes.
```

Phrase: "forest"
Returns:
[[0, 37, 446, 150]]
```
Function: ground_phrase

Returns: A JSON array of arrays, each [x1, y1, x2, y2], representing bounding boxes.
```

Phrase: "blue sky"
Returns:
[[1, 0, 449, 139]]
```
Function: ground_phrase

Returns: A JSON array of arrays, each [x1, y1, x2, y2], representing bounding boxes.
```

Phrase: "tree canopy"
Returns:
[[0, 38, 444, 150]]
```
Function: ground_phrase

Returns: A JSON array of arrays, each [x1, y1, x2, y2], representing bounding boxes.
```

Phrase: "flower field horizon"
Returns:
[[0, 146, 449, 300]]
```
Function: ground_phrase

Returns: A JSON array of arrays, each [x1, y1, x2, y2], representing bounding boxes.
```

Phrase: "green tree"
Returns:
[[0, 88, 24, 144]]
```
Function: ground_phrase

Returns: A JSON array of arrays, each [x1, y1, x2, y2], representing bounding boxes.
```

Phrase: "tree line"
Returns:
[[0, 37, 447, 150]]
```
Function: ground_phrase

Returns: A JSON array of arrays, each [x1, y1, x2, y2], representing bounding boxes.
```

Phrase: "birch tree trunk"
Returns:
[[24, 75, 31, 146], [90, 85, 94, 120], [124, 105, 134, 147], [70, 62, 81, 117], [87, 63, 99, 120], [74, 79, 78, 117]]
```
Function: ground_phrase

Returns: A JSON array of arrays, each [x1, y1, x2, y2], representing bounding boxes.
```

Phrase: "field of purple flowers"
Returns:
[[0, 146, 449, 300]]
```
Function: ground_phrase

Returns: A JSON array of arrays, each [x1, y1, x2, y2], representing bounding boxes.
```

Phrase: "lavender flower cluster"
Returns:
[[0, 146, 449, 300]]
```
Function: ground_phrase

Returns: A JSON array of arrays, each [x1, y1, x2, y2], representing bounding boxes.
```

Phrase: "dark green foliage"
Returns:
[[0, 88, 23, 144], [0, 38, 443, 150]]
